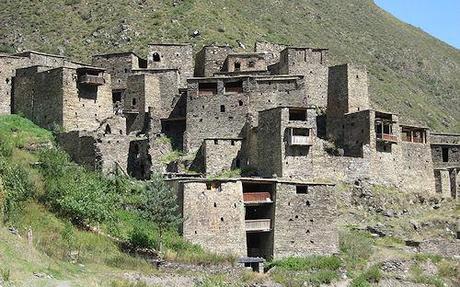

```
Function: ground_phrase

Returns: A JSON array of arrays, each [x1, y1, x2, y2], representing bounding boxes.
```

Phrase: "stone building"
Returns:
[[173, 178, 337, 259], [431, 132, 460, 198], [13, 65, 112, 132], [147, 43, 193, 88], [0, 40, 457, 262], [92, 52, 147, 112]]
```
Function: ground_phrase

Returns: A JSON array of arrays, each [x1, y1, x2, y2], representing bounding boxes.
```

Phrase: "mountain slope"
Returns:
[[0, 0, 459, 131]]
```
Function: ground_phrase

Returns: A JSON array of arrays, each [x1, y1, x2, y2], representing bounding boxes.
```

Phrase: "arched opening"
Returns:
[[104, 124, 111, 134], [152, 52, 161, 62]]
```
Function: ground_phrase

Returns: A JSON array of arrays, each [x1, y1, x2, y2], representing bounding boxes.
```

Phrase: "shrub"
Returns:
[[339, 229, 374, 270], [350, 265, 381, 287], [37, 148, 118, 225], [0, 157, 35, 221], [0, 267, 10, 282], [137, 174, 181, 242], [129, 226, 155, 249]]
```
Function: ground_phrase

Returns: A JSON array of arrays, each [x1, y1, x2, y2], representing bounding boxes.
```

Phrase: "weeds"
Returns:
[[0, 268, 10, 282], [339, 229, 374, 271]]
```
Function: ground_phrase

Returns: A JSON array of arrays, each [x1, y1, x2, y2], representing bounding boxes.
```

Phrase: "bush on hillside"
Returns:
[[37, 148, 118, 225], [137, 174, 181, 239], [0, 156, 35, 222]]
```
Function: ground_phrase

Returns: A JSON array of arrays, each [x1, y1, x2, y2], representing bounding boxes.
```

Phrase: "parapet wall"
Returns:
[[273, 183, 338, 258], [180, 181, 247, 257]]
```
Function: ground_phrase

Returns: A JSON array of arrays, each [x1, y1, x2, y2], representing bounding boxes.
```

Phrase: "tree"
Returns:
[[138, 174, 181, 251]]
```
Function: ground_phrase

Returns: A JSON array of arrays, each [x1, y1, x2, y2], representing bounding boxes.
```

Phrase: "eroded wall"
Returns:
[[181, 181, 247, 256], [273, 183, 338, 258]]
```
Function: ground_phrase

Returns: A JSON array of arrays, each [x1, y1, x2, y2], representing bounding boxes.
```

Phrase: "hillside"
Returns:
[[1, 115, 459, 286], [0, 0, 459, 132]]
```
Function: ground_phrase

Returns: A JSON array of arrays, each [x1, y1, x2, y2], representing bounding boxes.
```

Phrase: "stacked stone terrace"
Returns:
[[1, 41, 458, 261]]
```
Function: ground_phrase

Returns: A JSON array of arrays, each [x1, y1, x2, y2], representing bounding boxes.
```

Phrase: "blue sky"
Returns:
[[375, 0, 460, 49]]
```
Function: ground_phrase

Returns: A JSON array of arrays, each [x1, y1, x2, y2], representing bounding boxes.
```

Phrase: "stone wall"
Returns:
[[254, 41, 287, 65], [343, 110, 372, 156], [247, 76, 307, 127], [92, 53, 145, 91], [1, 51, 86, 115], [57, 115, 132, 176], [203, 138, 242, 175], [194, 45, 233, 77], [184, 75, 307, 157], [0, 55, 27, 114], [14, 66, 113, 132], [147, 43, 193, 88], [257, 107, 435, 193], [430, 133, 460, 168], [124, 73, 160, 133], [62, 68, 113, 132], [273, 183, 338, 258], [223, 53, 267, 73], [327, 64, 370, 140], [132, 69, 181, 119], [180, 180, 247, 256], [257, 108, 283, 177], [277, 48, 328, 107], [184, 77, 250, 152]]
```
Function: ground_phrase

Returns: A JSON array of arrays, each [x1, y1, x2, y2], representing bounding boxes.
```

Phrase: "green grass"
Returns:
[[339, 229, 374, 272], [208, 168, 242, 179], [0, 115, 53, 150], [350, 265, 381, 287], [268, 256, 341, 287], [268, 256, 341, 271]]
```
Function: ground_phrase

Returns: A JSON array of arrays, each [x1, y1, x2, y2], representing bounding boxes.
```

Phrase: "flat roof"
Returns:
[[132, 68, 178, 73], [0, 53, 24, 59], [14, 50, 67, 59], [92, 51, 144, 59], [345, 108, 399, 116], [214, 70, 270, 76], [227, 52, 266, 57], [77, 66, 106, 72], [202, 44, 233, 49], [259, 106, 315, 112], [188, 74, 303, 81], [165, 176, 335, 186], [284, 46, 329, 51], [400, 123, 430, 130], [17, 64, 105, 72]]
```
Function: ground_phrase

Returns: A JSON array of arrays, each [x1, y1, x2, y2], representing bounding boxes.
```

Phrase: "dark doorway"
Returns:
[[442, 147, 449, 162]]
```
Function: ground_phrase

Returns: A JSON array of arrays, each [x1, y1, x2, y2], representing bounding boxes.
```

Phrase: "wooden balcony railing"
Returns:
[[78, 74, 105, 85], [289, 135, 313, 146], [376, 133, 398, 143], [246, 219, 271, 232], [243, 192, 272, 204]]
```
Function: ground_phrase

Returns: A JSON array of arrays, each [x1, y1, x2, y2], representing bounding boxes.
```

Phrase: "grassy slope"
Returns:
[[0, 0, 458, 131]]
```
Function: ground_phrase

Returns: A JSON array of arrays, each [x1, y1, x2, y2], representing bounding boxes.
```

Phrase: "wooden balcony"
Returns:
[[123, 108, 139, 114], [246, 219, 271, 232], [78, 74, 105, 85], [376, 133, 398, 143], [289, 135, 313, 146], [243, 192, 272, 204]]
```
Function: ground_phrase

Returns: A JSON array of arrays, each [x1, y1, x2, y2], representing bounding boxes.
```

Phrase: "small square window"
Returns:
[[296, 185, 308, 194]]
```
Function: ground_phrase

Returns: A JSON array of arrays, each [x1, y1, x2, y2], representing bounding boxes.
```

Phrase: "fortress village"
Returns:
[[0, 41, 459, 263]]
